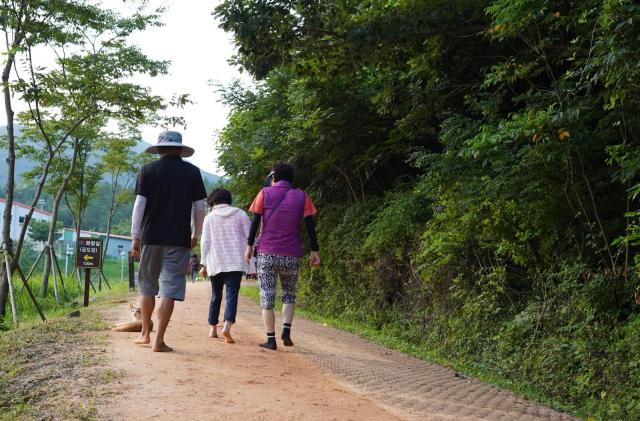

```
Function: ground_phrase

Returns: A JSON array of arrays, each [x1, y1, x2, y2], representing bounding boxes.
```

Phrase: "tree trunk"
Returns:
[[103, 209, 115, 266], [13, 157, 56, 265], [0, 36, 22, 318], [41, 142, 80, 296], [102, 175, 120, 267], [64, 191, 79, 236], [76, 152, 85, 250]]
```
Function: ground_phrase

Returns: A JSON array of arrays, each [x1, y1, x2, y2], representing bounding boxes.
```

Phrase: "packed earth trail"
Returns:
[[97, 282, 577, 421]]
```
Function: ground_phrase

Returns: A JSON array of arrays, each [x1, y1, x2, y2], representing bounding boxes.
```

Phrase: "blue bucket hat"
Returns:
[[145, 130, 195, 157]]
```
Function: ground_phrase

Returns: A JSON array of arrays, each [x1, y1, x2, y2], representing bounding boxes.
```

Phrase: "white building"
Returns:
[[0, 198, 53, 242]]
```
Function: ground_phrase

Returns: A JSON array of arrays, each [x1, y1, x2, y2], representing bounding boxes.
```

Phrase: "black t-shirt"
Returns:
[[135, 155, 207, 247]]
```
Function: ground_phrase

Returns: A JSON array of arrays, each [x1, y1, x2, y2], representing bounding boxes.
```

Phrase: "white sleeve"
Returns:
[[200, 215, 211, 268], [192, 199, 206, 239], [131, 195, 147, 239], [242, 211, 251, 241], [242, 212, 256, 274]]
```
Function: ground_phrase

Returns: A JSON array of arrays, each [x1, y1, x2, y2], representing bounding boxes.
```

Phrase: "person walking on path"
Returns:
[[130, 130, 207, 352], [245, 161, 320, 350], [200, 188, 252, 343], [189, 254, 200, 282]]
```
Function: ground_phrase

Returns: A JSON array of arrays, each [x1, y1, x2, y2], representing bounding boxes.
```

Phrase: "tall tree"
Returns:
[[27, 219, 62, 245], [22, 5, 169, 296], [0, 0, 36, 321], [63, 128, 104, 244], [1, 0, 171, 309], [97, 133, 141, 265], [214, 1, 640, 417]]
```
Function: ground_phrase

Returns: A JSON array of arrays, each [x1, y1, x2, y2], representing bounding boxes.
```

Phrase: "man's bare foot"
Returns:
[[222, 330, 234, 344], [209, 326, 218, 338], [134, 335, 150, 345], [152, 342, 173, 352]]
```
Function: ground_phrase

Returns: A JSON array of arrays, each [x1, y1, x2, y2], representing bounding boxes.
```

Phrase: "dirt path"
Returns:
[[97, 282, 399, 421], [97, 282, 576, 421]]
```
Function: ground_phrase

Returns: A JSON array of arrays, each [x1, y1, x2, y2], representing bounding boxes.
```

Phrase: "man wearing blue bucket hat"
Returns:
[[130, 130, 207, 352]]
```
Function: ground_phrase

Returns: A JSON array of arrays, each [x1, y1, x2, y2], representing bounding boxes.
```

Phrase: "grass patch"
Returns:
[[0, 261, 134, 419], [0, 307, 113, 420], [1, 257, 134, 331]]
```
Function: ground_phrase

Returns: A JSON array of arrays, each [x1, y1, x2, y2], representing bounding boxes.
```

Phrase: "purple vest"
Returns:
[[257, 181, 306, 257]]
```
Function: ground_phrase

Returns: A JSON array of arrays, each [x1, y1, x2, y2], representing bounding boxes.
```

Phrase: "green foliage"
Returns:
[[216, 0, 640, 418], [364, 187, 431, 256], [110, 218, 133, 236], [0, 0, 180, 304], [0, 256, 133, 331], [27, 220, 62, 244], [0, 297, 115, 419]]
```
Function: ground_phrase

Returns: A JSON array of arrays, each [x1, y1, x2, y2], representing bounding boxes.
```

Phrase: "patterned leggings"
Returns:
[[257, 253, 299, 309]]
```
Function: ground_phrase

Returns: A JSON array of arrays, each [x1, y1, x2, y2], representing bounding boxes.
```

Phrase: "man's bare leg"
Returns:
[[153, 297, 175, 352], [135, 295, 155, 345]]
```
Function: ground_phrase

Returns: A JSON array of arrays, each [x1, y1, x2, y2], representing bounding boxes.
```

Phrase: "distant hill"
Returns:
[[0, 127, 221, 188], [0, 126, 35, 187], [0, 126, 222, 234], [136, 139, 221, 190]]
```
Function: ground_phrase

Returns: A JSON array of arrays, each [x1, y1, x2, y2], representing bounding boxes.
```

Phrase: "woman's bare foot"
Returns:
[[209, 325, 218, 338], [222, 329, 234, 344], [134, 334, 150, 345], [152, 342, 173, 352], [222, 322, 234, 343]]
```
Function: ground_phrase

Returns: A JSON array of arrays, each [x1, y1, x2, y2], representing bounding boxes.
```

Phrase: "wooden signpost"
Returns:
[[75, 238, 102, 307]]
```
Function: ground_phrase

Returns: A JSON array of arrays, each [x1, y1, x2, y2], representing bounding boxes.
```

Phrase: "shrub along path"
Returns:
[[97, 282, 576, 420]]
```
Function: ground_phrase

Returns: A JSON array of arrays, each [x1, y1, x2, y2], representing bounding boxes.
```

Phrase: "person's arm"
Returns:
[[304, 216, 319, 251], [245, 214, 261, 262], [305, 216, 320, 267], [191, 199, 206, 248], [245, 190, 264, 262], [241, 212, 256, 274], [130, 195, 146, 256], [130, 168, 148, 256], [191, 168, 207, 248], [200, 216, 211, 276], [247, 214, 261, 246], [241, 211, 251, 243], [303, 193, 320, 267]]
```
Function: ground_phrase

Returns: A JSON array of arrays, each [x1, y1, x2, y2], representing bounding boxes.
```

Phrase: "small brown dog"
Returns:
[[111, 304, 153, 332]]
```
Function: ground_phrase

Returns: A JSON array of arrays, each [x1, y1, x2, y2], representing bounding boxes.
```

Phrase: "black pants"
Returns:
[[208, 271, 242, 325]]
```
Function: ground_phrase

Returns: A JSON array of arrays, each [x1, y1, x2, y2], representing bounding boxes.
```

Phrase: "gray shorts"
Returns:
[[138, 245, 190, 301]]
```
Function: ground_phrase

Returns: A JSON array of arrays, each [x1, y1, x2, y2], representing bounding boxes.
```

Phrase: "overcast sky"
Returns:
[[120, 0, 251, 175], [1, 0, 250, 175]]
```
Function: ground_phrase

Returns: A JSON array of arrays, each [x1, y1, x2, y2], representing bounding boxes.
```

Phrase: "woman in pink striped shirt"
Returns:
[[200, 188, 251, 343]]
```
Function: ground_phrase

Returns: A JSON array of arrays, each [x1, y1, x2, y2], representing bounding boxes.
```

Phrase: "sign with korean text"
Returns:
[[75, 237, 102, 269]]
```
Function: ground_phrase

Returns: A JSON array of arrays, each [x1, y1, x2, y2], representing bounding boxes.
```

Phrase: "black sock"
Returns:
[[281, 323, 293, 346], [259, 332, 277, 350]]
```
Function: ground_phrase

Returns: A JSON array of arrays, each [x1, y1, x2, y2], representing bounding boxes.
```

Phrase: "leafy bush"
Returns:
[[216, 0, 640, 418]]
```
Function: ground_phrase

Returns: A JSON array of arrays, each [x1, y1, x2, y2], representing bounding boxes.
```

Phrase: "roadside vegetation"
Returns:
[[219, 1, 640, 420], [0, 0, 182, 324], [0, 258, 134, 331], [0, 280, 129, 420]]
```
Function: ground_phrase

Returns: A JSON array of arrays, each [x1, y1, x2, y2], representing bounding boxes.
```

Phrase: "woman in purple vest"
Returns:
[[245, 161, 320, 350]]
